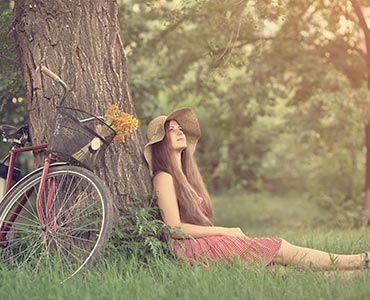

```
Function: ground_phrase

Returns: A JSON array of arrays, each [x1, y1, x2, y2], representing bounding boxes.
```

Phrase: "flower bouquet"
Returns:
[[71, 104, 138, 164], [104, 104, 139, 142]]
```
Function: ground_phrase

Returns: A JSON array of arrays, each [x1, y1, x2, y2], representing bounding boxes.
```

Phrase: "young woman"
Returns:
[[144, 107, 370, 270]]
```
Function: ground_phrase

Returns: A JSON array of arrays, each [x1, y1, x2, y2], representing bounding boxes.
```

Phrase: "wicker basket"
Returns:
[[48, 107, 116, 170]]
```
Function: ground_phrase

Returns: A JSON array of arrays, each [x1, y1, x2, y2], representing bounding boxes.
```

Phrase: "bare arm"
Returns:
[[153, 172, 246, 239]]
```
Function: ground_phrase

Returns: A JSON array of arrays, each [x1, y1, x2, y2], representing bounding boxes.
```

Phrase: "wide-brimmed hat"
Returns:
[[144, 108, 201, 171]]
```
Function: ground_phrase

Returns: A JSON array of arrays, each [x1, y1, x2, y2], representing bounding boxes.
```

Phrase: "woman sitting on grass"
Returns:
[[144, 107, 370, 270]]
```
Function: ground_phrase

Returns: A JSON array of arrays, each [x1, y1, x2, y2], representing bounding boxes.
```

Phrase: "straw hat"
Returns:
[[144, 108, 201, 171]]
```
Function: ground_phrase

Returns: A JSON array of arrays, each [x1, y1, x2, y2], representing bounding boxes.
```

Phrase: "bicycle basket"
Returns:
[[48, 107, 116, 170]]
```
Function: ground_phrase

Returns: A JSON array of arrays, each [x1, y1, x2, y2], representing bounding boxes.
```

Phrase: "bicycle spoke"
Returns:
[[52, 181, 95, 221], [2, 233, 44, 266], [18, 236, 45, 268], [0, 165, 112, 282], [1, 198, 38, 225], [52, 175, 84, 215], [52, 231, 97, 246], [55, 207, 103, 228], [54, 237, 91, 261]]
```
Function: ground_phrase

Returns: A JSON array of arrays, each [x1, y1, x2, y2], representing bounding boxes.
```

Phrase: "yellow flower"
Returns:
[[104, 104, 138, 142]]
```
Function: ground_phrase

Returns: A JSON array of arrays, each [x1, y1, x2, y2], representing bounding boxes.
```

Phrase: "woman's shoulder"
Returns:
[[153, 171, 173, 183]]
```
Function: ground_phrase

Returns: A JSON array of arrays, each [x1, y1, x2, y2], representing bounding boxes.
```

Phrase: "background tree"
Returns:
[[253, 0, 370, 219], [350, 0, 370, 218], [118, 0, 370, 225], [12, 0, 152, 208], [119, 0, 286, 190]]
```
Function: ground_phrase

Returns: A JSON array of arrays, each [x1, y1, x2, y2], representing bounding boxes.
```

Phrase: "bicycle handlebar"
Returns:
[[40, 66, 63, 83], [39, 66, 68, 105]]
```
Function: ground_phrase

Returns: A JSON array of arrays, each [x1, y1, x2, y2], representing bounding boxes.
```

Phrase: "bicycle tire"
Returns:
[[0, 165, 113, 282]]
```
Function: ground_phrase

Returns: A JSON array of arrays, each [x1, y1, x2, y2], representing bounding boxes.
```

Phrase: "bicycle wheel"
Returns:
[[0, 165, 113, 281]]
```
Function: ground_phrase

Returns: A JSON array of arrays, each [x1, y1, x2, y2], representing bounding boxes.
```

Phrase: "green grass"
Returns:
[[2, 192, 370, 300], [212, 191, 328, 236], [2, 254, 370, 300]]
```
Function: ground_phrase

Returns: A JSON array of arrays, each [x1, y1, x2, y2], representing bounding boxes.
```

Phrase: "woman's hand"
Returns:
[[224, 227, 248, 238]]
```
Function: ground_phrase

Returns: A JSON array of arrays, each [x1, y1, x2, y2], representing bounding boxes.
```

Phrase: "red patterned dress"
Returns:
[[170, 196, 282, 266]]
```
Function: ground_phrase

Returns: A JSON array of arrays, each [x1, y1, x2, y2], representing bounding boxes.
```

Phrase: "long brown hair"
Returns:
[[151, 121, 214, 226]]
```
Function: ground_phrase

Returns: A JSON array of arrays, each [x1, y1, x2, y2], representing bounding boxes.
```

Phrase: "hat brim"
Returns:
[[144, 108, 201, 171]]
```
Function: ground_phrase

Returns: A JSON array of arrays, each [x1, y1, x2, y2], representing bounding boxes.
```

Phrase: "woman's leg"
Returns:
[[273, 239, 367, 270]]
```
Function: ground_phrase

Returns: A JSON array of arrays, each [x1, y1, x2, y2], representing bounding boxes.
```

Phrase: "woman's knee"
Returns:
[[279, 238, 291, 249], [274, 238, 292, 263]]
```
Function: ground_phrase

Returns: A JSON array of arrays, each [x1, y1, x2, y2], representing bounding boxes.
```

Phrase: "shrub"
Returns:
[[313, 191, 368, 229], [107, 193, 178, 261]]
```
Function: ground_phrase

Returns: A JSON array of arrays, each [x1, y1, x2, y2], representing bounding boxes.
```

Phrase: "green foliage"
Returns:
[[0, 7, 24, 104], [119, 0, 290, 190], [249, 1, 370, 217], [116, 0, 370, 224], [314, 191, 368, 229], [108, 192, 178, 261], [0, 5, 27, 159]]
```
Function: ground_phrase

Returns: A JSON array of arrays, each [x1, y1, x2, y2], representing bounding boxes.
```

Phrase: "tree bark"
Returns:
[[12, 0, 152, 209], [365, 124, 370, 217]]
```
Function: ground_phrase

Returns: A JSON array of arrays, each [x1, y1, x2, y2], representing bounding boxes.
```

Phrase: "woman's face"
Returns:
[[165, 120, 187, 152]]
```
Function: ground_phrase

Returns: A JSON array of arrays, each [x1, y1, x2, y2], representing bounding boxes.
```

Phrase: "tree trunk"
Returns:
[[365, 124, 370, 218], [350, 0, 370, 219], [12, 0, 152, 209]]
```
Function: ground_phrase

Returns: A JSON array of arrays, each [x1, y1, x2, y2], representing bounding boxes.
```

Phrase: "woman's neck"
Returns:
[[174, 151, 182, 170]]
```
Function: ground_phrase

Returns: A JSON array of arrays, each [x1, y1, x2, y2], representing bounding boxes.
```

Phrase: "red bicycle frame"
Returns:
[[1, 66, 68, 242], [0, 143, 56, 244], [1, 143, 48, 194]]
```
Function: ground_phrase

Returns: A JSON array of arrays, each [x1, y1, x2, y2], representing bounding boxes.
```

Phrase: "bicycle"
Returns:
[[0, 67, 114, 282]]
